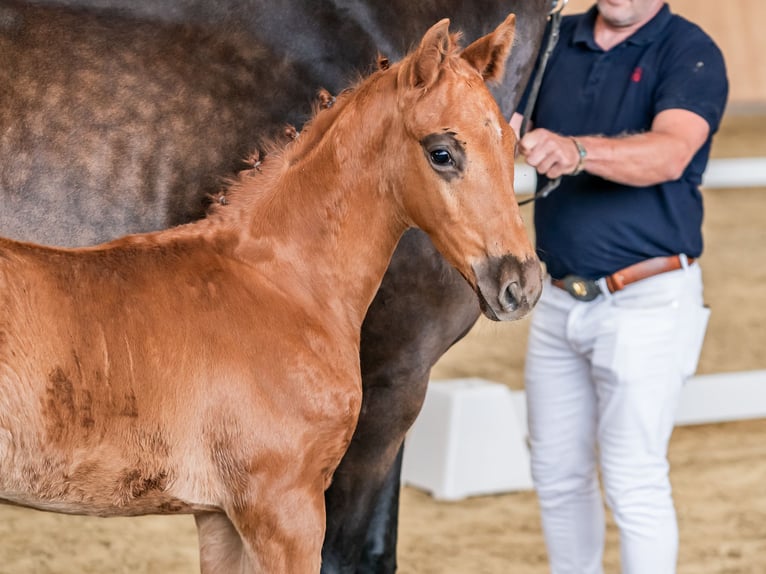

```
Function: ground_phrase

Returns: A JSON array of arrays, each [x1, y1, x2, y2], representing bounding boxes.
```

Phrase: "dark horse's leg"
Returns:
[[358, 448, 403, 573], [322, 229, 480, 573]]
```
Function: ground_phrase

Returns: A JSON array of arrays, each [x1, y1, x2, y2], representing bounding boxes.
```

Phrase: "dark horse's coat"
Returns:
[[0, 1, 551, 571]]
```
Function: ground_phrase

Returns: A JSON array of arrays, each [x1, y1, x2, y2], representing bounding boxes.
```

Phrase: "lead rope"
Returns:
[[518, 0, 567, 206]]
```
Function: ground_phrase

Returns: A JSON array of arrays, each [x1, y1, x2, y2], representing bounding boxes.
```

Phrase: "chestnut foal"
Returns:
[[0, 15, 540, 572]]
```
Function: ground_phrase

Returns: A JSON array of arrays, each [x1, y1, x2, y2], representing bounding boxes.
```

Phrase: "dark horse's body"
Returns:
[[0, 1, 550, 571]]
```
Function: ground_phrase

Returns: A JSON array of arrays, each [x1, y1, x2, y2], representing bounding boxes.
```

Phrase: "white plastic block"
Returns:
[[401, 378, 533, 500], [676, 370, 766, 425]]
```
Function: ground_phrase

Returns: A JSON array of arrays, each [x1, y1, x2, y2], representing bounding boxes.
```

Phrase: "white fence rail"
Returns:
[[514, 157, 766, 196]]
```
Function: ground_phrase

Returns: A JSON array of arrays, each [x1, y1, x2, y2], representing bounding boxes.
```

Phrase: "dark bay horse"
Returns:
[[0, 16, 540, 572], [0, 0, 551, 571]]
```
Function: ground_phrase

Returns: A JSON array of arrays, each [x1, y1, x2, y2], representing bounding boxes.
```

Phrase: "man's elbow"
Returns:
[[662, 160, 687, 182], [660, 147, 696, 182], [637, 160, 686, 186]]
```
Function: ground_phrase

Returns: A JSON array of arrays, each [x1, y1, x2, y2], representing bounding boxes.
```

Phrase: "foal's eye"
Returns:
[[430, 149, 454, 166], [421, 132, 464, 181]]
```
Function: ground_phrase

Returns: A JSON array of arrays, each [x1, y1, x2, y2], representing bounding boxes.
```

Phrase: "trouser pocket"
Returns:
[[678, 301, 710, 379]]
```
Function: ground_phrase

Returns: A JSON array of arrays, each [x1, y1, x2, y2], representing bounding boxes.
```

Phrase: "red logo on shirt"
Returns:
[[631, 67, 643, 83]]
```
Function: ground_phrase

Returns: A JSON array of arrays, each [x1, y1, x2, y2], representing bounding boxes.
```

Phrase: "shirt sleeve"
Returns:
[[653, 25, 729, 134]]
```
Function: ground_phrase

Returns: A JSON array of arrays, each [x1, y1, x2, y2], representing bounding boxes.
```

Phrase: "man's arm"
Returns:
[[510, 109, 710, 186]]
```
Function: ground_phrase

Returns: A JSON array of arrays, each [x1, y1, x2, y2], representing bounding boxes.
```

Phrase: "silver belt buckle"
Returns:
[[562, 275, 601, 301]]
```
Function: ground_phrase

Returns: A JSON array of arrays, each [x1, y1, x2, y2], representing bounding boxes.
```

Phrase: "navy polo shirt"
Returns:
[[521, 4, 729, 280]]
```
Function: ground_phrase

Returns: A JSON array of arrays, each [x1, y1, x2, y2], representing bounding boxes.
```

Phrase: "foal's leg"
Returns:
[[196, 483, 327, 574], [321, 230, 480, 573], [196, 512, 252, 573]]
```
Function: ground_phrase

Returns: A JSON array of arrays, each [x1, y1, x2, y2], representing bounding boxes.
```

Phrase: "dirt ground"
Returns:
[[0, 116, 764, 573]]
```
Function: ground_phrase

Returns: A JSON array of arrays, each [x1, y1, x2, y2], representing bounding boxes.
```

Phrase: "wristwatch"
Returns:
[[570, 137, 587, 175]]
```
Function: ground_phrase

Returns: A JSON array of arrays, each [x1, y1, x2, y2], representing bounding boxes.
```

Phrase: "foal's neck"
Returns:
[[226, 81, 408, 332]]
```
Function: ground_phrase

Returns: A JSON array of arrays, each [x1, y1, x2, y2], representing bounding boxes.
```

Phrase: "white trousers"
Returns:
[[525, 262, 707, 574]]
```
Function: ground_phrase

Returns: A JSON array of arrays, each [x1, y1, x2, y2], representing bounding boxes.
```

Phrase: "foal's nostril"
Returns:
[[499, 280, 522, 312]]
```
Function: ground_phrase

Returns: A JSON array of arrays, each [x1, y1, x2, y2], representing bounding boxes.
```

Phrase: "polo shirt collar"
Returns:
[[573, 3, 673, 50]]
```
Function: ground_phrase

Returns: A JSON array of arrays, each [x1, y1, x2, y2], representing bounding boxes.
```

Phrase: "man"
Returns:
[[510, 1, 728, 573]]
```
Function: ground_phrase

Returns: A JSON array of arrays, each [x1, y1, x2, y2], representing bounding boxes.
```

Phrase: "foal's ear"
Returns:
[[461, 13, 516, 84], [400, 18, 453, 90]]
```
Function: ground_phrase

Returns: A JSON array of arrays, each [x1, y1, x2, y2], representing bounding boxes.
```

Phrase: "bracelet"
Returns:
[[570, 137, 587, 175]]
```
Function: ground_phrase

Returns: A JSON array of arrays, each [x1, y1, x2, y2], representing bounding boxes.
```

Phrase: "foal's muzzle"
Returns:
[[473, 255, 542, 321]]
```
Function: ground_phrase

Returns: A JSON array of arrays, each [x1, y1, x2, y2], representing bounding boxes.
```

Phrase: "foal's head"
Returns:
[[391, 14, 542, 320]]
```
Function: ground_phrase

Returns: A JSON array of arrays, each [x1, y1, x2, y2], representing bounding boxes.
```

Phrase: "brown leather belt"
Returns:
[[552, 255, 694, 301]]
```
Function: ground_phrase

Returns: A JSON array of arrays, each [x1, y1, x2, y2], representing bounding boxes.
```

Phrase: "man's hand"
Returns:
[[518, 129, 583, 178]]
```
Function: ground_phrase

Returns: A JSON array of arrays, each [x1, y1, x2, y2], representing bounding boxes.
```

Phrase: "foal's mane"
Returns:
[[206, 30, 466, 223], [206, 75, 366, 221]]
